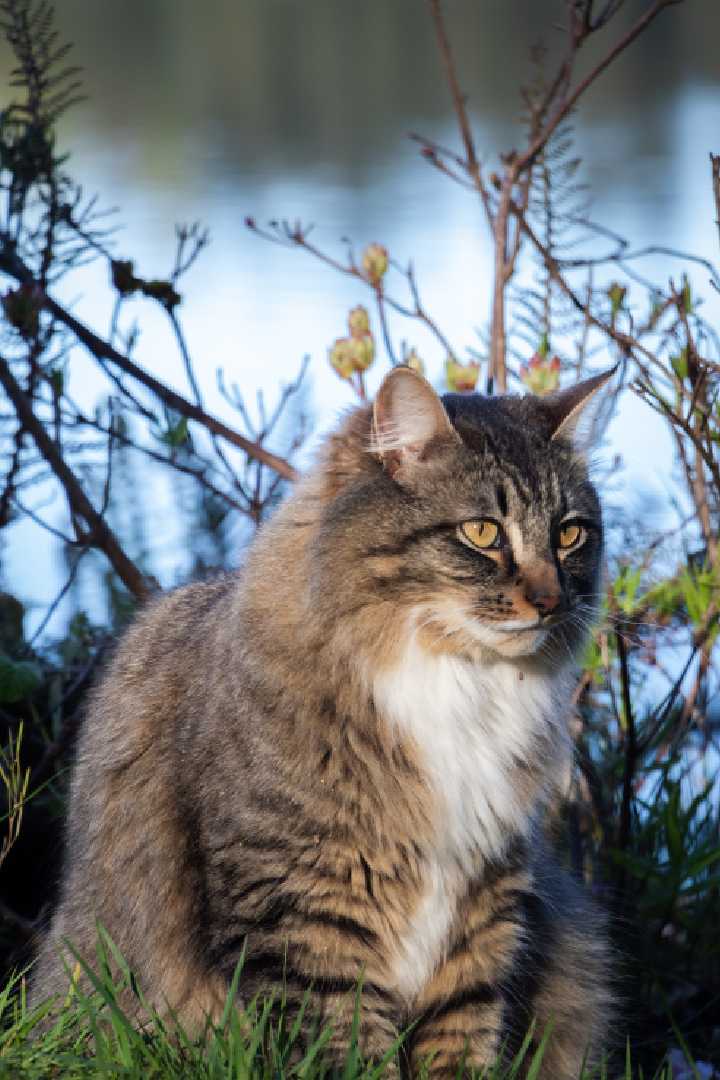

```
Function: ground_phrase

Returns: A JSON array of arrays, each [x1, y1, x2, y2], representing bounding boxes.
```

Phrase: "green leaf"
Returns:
[[0, 651, 41, 702], [649, 288, 663, 320], [671, 349, 688, 382], [49, 366, 64, 396], [682, 842, 720, 878], [656, 979, 704, 1080], [665, 791, 683, 868], [679, 873, 720, 896], [606, 847, 663, 886], [525, 1015, 554, 1080], [167, 416, 188, 447]]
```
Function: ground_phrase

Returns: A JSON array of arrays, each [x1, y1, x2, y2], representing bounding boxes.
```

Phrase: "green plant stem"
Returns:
[[616, 628, 636, 879]]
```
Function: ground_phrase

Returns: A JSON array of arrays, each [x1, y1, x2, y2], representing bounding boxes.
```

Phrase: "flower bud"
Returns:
[[111, 259, 138, 298], [328, 337, 354, 381], [330, 306, 376, 384], [520, 354, 561, 397], [361, 243, 388, 286], [606, 282, 627, 317], [406, 349, 425, 376], [348, 305, 370, 338], [445, 357, 480, 394], [348, 332, 375, 372]]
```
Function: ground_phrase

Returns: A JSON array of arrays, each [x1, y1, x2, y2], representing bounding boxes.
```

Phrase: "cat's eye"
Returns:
[[558, 522, 584, 549], [462, 520, 500, 549]]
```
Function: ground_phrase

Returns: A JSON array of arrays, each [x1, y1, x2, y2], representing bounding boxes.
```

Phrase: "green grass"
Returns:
[[0, 929, 694, 1080]]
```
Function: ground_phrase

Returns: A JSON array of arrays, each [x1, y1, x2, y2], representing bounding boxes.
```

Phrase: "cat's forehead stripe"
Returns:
[[473, 446, 557, 516], [447, 397, 567, 515]]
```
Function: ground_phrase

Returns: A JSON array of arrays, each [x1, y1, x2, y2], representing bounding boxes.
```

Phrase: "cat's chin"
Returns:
[[478, 624, 548, 659]]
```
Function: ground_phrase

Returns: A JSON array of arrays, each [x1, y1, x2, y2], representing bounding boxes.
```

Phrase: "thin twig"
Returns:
[[0, 351, 152, 601], [711, 153, 720, 257], [0, 249, 298, 482], [426, 0, 491, 220], [71, 410, 250, 514], [616, 627, 636, 863], [517, 0, 687, 175], [248, 221, 459, 363]]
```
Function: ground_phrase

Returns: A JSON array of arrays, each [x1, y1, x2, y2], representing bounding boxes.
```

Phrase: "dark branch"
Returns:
[[0, 351, 152, 601], [0, 250, 299, 482], [517, 0, 688, 175]]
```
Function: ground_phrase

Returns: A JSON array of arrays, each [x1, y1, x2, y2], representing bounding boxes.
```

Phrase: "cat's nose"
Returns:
[[526, 590, 563, 617], [522, 563, 564, 618]]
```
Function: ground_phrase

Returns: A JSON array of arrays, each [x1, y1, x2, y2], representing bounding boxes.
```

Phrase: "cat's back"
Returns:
[[32, 572, 243, 1016], [80, 571, 239, 766]]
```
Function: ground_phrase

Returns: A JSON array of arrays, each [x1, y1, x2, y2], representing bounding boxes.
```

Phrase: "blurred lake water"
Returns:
[[0, 0, 719, 634]]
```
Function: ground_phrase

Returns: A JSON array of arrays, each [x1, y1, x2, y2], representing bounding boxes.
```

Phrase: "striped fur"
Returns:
[[32, 370, 612, 1077]]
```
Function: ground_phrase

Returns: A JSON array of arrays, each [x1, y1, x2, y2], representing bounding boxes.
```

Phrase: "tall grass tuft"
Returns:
[[0, 927, 703, 1080]]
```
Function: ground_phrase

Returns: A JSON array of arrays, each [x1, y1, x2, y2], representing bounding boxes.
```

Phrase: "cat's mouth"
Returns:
[[410, 605, 570, 660], [480, 619, 552, 657]]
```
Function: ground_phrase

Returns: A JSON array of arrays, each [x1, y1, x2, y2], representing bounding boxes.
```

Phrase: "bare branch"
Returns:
[[409, 135, 477, 192], [637, 379, 720, 499], [517, 0, 688, 175], [11, 495, 76, 543], [71, 410, 250, 514], [557, 243, 720, 289], [712, 153, 720, 258], [0, 250, 299, 481], [0, 352, 152, 601], [426, 0, 492, 219], [248, 220, 459, 363], [168, 309, 204, 409]]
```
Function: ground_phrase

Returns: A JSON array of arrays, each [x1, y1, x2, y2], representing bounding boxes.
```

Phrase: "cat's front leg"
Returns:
[[409, 989, 504, 1077], [406, 864, 529, 1078]]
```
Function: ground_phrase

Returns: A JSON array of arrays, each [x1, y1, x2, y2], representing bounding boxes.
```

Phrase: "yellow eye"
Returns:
[[462, 520, 499, 549], [559, 523, 583, 549]]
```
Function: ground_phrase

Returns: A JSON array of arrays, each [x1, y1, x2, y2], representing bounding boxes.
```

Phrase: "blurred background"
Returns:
[[0, 0, 718, 628]]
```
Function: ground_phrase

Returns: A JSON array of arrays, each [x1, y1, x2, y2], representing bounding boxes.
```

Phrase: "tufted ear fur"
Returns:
[[372, 367, 459, 480], [539, 367, 618, 444]]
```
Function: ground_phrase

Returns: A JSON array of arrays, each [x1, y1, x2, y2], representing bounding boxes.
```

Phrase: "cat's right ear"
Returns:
[[372, 366, 458, 480]]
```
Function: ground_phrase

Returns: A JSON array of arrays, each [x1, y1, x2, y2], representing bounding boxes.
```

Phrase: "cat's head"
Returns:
[[308, 366, 612, 667]]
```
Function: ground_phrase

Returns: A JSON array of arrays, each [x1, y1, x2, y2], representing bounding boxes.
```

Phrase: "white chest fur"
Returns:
[[373, 641, 571, 1003]]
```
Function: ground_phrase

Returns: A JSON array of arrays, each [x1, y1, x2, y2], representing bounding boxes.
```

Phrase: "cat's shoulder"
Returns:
[[80, 572, 241, 746], [111, 570, 240, 659]]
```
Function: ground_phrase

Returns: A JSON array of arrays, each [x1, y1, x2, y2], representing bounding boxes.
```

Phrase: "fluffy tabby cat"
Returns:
[[33, 367, 613, 1077]]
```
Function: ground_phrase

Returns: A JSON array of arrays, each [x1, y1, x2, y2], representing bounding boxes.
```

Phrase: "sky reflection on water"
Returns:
[[0, 1, 719, 635]]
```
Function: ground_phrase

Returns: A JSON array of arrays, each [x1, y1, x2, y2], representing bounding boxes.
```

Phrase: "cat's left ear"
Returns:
[[540, 366, 618, 444], [372, 366, 459, 479]]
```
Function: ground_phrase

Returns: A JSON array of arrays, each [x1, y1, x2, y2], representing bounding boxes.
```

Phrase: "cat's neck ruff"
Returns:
[[372, 625, 573, 1004], [372, 626, 573, 868]]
